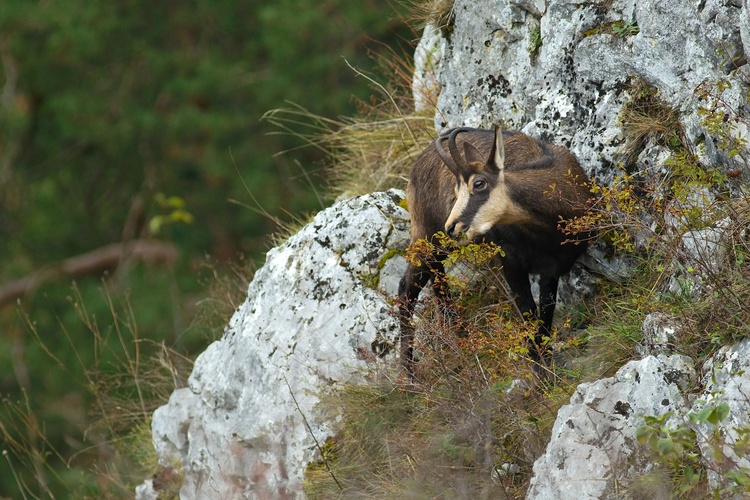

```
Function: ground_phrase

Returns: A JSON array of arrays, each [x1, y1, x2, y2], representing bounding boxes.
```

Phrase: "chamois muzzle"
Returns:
[[446, 220, 459, 237]]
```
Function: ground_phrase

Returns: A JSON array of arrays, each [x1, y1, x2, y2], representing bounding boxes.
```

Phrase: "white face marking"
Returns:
[[476, 185, 534, 233], [467, 194, 512, 239], [445, 175, 532, 241], [445, 182, 470, 236]]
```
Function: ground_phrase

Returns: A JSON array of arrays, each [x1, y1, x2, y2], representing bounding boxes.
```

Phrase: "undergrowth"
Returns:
[[301, 73, 749, 498], [1, 284, 192, 497], [305, 359, 569, 499], [0, 256, 254, 498], [302, 237, 584, 498]]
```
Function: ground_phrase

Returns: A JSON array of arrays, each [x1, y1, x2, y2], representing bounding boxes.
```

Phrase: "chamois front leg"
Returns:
[[398, 254, 460, 379], [502, 265, 549, 366]]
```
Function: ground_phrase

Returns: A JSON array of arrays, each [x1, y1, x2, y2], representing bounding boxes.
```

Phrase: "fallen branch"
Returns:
[[0, 240, 178, 309]]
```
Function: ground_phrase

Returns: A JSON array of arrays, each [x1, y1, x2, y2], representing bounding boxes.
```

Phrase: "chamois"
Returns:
[[398, 126, 591, 377]]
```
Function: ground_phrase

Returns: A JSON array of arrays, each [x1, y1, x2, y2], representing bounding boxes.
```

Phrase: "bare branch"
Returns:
[[0, 240, 178, 309]]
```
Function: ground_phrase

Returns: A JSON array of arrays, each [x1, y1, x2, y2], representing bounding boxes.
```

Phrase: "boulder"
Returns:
[[696, 339, 750, 493], [527, 354, 697, 499], [145, 190, 409, 498]]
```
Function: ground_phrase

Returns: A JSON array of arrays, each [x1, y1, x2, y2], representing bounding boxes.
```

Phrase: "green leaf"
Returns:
[[726, 470, 750, 486], [693, 406, 715, 425], [164, 196, 186, 209], [685, 466, 701, 484], [149, 215, 165, 234], [657, 437, 674, 455], [635, 425, 654, 444], [715, 402, 730, 423], [170, 209, 194, 224]]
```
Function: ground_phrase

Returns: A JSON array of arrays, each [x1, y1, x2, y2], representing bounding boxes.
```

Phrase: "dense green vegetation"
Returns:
[[0, 1, 411, 496]]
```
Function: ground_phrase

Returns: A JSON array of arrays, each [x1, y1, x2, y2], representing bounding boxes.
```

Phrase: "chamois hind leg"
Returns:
[[537, 276, 559, 342], [536, 275, 559, 365]]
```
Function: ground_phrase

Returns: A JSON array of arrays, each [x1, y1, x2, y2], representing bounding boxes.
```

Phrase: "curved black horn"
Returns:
[[447, 127, 470, 172], [434, 135, 459, 175], [434, 127, 472, 176]]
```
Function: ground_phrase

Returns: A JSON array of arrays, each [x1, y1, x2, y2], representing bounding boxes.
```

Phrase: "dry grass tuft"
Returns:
[[619, 77, 686, 164], [407, 0, 456, 33], [263, 38, 437, 201]]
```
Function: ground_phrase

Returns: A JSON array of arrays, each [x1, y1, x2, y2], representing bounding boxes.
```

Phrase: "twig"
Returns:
[[282, 375, 343, 491]]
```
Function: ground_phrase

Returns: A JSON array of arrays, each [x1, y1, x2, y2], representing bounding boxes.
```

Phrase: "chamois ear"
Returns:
[[462, 141, 485, 167], [488, 126, 506, 173]]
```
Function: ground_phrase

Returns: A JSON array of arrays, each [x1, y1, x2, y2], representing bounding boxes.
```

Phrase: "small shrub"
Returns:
[[529, 27, 542, 59], [612, 21, 639, 38], [633, 400, 750, 497], [584, 20, 639, 38], [694, 79, 749, 163]]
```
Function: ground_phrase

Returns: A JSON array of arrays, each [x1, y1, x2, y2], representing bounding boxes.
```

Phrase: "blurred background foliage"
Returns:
[[0, 0, 412, 496]]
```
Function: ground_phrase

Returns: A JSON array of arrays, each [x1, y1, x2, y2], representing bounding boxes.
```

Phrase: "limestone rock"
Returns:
[[148, 190, 409, 498], [417, 0, 750, 183], [527, 354, 697, 499], [696, 339, 750, 493], [636, 312, 680, 357]]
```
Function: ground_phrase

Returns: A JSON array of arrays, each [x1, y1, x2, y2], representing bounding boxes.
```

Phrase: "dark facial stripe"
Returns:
[[456, 184, 491, 230]]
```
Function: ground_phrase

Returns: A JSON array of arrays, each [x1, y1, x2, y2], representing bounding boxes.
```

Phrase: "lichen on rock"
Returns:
[[144, 190, 409, 499]]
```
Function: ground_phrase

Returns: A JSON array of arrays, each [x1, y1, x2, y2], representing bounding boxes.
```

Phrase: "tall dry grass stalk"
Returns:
[[263, 39, 438, 201], [1, 283, 194, 496]]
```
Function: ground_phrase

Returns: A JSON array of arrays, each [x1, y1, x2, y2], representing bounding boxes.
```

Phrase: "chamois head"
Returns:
[[436, 127, 530, 241]]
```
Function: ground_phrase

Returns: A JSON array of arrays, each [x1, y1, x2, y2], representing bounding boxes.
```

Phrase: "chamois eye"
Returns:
[[473, 178, 487, 192]]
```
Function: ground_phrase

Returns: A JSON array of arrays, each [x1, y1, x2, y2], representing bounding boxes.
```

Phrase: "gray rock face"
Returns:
[[527, 354, 697, 499], [147, 190, 409, 499], [697, 339, 750, 493], [418, 0, 749, 183], [528, 329, 750, 499], [636, 311, 680, 357]]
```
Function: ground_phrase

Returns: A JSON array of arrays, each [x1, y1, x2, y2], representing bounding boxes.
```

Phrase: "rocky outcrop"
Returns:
[[415, 0, 750, 183], [140, 190, 409, 498], [528, 335, 750, 499], [527, 353, 697, 499]]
